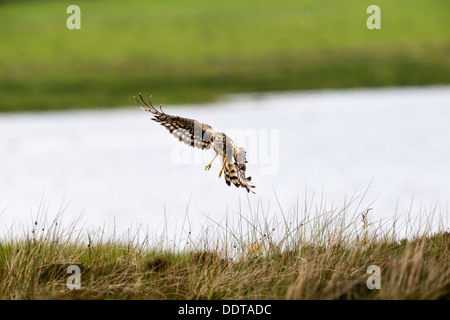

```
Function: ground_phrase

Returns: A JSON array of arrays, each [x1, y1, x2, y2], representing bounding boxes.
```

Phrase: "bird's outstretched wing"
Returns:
[[135, 93, 215, 150]]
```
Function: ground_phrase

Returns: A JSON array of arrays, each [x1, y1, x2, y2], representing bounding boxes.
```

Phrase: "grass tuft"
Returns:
[[0, 196, 448, 300]]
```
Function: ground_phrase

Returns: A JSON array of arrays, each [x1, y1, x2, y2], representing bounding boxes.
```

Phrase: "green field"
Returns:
[[1, 0, 449, 112]]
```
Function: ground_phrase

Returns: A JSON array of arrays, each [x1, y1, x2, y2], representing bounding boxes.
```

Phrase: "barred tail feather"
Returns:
[[224, 163, 256, 194]]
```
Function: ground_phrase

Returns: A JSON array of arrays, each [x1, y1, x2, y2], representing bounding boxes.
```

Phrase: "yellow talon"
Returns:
[[205, 154, 218, 171], [218, 161, 226, 178]]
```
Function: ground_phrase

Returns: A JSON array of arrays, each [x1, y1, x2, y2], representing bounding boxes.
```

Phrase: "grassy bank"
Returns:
[[0, 204, 448, 300], [1, 0, 449, 112]]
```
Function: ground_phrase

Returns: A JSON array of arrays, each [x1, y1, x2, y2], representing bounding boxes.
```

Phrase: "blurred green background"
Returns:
[[0, 0, 449, 112]]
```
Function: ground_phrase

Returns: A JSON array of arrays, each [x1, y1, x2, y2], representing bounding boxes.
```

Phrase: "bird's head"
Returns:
[[211, 133, 225, 151]]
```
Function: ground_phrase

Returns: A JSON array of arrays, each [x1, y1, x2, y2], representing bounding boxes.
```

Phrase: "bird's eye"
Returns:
[[210, 137, 214, 142]]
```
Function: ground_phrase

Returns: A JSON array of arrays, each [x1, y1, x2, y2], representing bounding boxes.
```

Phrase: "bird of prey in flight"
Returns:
[[135, 93, 255, 193]]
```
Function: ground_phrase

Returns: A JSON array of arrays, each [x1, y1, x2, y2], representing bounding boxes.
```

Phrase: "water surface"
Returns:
[[1, 86, 449, 238]]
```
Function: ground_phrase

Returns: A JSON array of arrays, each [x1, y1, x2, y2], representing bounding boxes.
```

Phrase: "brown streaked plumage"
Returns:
[[135, 93, 255, 193]]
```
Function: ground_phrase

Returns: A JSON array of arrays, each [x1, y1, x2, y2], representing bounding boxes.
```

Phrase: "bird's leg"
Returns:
[[205, 154, 218, 171], [218, 160, 226, 178]]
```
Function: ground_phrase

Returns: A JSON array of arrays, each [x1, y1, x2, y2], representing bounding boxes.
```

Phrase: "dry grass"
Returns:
[[0, 197, 448, 300]]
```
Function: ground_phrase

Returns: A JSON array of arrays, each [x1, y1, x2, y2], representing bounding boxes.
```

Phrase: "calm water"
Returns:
[[1, 86, 449, 239]]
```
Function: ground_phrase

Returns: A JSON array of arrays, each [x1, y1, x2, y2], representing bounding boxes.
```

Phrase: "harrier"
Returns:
[[135, 93, 255, 193]]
